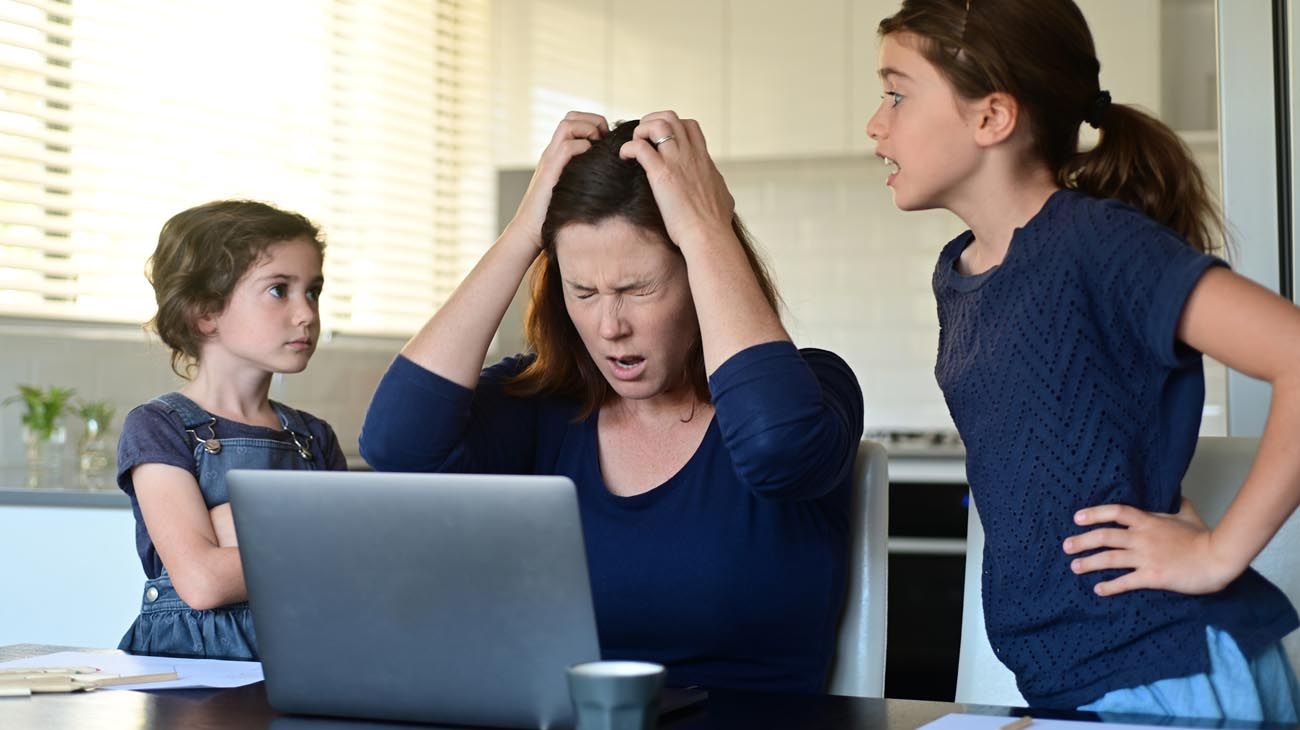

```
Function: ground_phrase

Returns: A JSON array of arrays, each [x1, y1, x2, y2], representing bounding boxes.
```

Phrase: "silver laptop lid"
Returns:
[[228, 469, 601, 729]]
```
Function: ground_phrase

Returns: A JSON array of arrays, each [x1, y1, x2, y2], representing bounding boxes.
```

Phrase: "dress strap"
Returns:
[[151, 392, 214, 430], [271, 400, 315, 460]]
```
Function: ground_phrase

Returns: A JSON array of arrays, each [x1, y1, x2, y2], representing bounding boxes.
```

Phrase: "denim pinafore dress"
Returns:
[[117, 392, 319, 660]]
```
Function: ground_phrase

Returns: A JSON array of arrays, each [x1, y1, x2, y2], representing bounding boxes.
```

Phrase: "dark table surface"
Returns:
[[3, 645, 1295, 730]]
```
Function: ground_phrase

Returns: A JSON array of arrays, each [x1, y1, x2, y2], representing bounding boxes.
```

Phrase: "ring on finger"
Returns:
[[651, 134, 675, 146]]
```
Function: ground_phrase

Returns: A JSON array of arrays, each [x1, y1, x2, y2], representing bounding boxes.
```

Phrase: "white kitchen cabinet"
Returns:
[[491, 0, 886, 162], [848, 0, 904, 156], [1077, 0, 1162, 118], [845, 0, 1163, 158], [490, 0, 725, 165], [607, 0, 727, 153], [490, 0, 609, 168], [488, 0, 1164, 164], [726, 0, 851, 159]]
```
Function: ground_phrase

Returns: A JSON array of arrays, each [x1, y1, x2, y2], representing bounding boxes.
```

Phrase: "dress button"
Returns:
[[145, 586, 159, 602]]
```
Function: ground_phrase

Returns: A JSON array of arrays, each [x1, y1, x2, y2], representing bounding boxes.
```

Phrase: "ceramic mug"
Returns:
[[566, 660, 665, 730]]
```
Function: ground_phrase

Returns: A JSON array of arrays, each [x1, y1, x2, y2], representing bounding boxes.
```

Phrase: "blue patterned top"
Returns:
[[934, 189, 1298, 709], [359, 341, 864, 693]]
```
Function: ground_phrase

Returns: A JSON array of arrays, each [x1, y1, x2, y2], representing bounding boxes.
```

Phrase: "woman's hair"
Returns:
[[879, 0, 1223, 254], [507, 119, 781, 418], [147, 200, 324, 377]]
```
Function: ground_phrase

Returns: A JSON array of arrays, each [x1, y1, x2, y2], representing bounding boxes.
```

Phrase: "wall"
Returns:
[[722, 149, 1227, 434], [498, 145, 1230, 435], [0, 322, 397, 478], [725, 158, 960, 430], [3, 154, 1229, 479], [3, 0, 1230, 474], [496, 159, 962, 430], [487, 0, 1228, 436]]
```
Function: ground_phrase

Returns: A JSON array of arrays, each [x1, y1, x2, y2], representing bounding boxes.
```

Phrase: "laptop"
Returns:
[[228, 470, 704, 730]]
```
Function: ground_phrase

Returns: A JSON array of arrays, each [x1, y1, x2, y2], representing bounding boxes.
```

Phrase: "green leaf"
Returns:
[[75, 399, 116, 429], [4, 384, 77, 440]]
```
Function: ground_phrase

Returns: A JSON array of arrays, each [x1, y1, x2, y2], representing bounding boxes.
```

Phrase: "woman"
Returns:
[[360, 111, 863, 693]]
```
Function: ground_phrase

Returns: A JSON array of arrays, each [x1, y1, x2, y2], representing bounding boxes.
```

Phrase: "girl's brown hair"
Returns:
[[507, 120, 781, 418], [879, 0, 1223, 254], [147, 200, 324, 377]]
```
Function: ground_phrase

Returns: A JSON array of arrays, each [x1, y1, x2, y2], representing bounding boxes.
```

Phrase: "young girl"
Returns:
[[868, 0, 1300, 720], [116, 200, 348, 659]]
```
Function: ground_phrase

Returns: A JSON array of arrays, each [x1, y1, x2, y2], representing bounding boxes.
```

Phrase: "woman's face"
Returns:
[[554, 217, 700, 403]]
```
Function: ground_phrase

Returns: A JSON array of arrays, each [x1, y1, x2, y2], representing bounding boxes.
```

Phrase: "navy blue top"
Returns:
[[117, 394, 347, 578], [934, 189, 1299, 709], [359, 340, 864, 694]]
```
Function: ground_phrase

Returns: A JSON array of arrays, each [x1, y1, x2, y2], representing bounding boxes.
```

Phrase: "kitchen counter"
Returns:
[[886, 452, 967, 485], [865, 431, 968, 484], [0, 463, 128, 507], [0, 452, 365, 507], [0, 486, 129, 508], [2, 453, 960, 505]]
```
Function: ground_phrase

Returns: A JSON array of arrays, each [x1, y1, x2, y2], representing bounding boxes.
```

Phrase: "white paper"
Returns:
[[0, 651, 263, 690], [921, 713, 1207, 730]]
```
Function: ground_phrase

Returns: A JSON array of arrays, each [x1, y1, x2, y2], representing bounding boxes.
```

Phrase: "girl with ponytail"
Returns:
[[868, 0, 1299, 720]]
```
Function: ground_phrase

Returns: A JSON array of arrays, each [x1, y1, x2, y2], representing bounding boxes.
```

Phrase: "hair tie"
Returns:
[[1084, 90, 1111, 129]]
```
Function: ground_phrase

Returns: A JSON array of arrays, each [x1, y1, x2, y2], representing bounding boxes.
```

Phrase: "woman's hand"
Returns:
[[619, 110, 787, 372], [619, 110, 736, 252], [397, 111, 608, 384], [1063, 498, 1243, 596], [506, 111, 609, 250]]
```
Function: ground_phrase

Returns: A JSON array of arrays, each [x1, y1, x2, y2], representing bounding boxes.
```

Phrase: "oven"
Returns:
[[868, 430, 970, 702]]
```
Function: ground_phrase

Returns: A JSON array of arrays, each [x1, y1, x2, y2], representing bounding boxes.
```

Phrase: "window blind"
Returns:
[[0, 0, 492, 337]]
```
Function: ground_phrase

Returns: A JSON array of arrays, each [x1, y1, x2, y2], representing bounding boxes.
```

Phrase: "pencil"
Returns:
[[1000, 715, 1033, 730]]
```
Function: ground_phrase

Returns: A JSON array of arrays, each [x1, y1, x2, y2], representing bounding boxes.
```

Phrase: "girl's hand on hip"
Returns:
[[619, 110, 736, 252], [1063, 498, 1242, 596], [506, 111, 609, 251]]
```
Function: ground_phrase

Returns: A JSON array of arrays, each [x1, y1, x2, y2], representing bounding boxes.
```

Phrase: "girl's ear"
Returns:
[[971, 91, 1020, 147], [194, 306, 219, 337]]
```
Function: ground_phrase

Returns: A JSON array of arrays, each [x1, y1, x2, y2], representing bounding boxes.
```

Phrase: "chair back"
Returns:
[[955, 498, 1024, 706], [956, 436, 1300, 706], [826, 439, 889, 697], [1180, 437, 1300, 675]]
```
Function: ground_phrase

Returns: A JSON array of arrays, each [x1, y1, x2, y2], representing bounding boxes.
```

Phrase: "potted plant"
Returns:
[[5, 384, 76, 488], [75, 399, 117, 489]]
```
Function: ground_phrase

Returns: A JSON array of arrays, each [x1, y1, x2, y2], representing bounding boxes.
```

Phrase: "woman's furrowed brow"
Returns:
[[563, 278, 654, 292]]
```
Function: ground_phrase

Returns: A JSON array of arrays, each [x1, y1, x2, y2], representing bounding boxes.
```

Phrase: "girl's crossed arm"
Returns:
[[1066, 267, 1300, 596], [134, 463, 247, 609]]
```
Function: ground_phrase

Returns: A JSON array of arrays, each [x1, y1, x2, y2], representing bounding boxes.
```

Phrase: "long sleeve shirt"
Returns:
[[360, 340, 864, 693]]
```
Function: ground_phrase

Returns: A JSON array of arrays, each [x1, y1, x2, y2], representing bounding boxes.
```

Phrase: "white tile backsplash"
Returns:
[[719, 156, 964, 432], [0, 325, 394, 475], [716, 154, 1229, 436], [3, 154, 1231, 473]]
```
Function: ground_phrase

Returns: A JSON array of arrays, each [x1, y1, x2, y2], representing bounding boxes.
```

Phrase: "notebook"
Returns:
[[228, 469, 623, 729]]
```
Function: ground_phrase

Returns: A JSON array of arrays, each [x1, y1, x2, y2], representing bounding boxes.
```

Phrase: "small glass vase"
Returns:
[[78, 416, 115, 490], [23, 422, 68, 489]]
